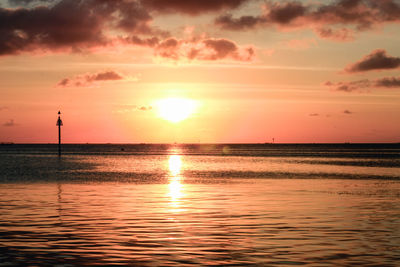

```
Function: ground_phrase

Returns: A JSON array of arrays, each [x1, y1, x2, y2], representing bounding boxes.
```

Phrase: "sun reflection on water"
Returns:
[[168, 154, 184, 209], [169, 155, 182, 177]]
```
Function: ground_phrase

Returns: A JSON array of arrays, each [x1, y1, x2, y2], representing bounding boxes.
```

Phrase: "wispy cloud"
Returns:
[[3, 119, 17, 127], [56, 70, 137, 87], [113, 104, 153, 114], [325, 76, 400, 92]]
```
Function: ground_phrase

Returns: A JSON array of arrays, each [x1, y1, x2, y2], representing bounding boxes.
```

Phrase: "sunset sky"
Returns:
[[1, 0, 399, 143]]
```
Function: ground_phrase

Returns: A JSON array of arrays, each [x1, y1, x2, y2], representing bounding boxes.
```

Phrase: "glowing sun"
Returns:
[[156, 98, 198, 123]]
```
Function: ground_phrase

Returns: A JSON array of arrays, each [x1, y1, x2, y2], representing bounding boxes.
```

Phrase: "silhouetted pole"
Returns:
[[56, 111, 63, 157]]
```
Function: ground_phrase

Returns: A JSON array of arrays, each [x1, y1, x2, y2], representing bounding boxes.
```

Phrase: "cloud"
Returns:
[[325, 76, 400, 92], [375, 77, 400, 88], [344, 49, 400, 73], [215, 14, 267, 30], [154, 37, 255, 62], [141, 0, 249, 15], [315, 27, 354, 42], [3, 119, 16, 127], [0, 106, 8, 111], [343, 110, 353, 114], [0, 0, 157, 56], [57, 70, 133, 87], [0, 0, 255, 63], [139, 106, 152, 111], [215, 0, 400, 40], [216, 1, 307, 30], [8, 0, 252, 16], [7, 0, 53, 7], [309, 113, 319, 116], [113, 104, 153, 114], [325, 79, 371, 92], [266, 1, 307, 25]]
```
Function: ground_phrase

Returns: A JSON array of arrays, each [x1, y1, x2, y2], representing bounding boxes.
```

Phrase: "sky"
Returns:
[[0, 0, 399, 143]]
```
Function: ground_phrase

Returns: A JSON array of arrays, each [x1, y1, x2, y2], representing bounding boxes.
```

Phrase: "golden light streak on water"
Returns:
[[168, 178, 183, 202], [168, 154, 184, 210], [168, 155, 182, 177]]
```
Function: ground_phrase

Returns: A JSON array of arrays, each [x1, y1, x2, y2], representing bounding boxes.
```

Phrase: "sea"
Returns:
[[0, 143, 399, 266]]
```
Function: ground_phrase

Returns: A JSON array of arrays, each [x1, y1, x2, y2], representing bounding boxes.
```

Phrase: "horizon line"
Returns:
[[1, 142, 399, 145]]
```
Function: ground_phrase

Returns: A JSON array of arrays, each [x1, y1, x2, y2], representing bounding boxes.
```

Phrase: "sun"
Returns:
[[156, 98, 198, 123]]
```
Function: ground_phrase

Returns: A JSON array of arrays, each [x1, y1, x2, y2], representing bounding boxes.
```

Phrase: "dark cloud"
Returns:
[[343, 110, 353, 114], [0, 0, 255, 62], [267, 1, 306, 24], [309, 113, 319, 116], [116, 1, 153, 34], [57, 70, 127, 87], [216, 1, 306, 30], [344, 49, 400, 73], [325, 76, 400, 92], [3, 119, 16, 127], [141, 0, 249, 15], [215, 14, 266, 31], [0, 0, 156, 55], [215, 0, 400, 40], [5, 0, 253, 17], [154, 37, 254, 61], [375, 77, 400, 88]]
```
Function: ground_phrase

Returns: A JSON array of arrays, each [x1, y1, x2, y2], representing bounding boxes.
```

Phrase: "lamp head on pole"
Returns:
[[57, 111, 63, 126]]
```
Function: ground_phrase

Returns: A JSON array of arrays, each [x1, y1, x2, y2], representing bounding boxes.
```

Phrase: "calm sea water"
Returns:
[[0, 144, 399, 266]]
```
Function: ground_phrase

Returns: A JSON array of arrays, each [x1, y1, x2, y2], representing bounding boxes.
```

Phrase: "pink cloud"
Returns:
[[154, 37, 255, 62]]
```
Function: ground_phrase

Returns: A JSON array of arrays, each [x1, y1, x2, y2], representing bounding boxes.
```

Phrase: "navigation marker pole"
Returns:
[[56, 111, 63, 157]]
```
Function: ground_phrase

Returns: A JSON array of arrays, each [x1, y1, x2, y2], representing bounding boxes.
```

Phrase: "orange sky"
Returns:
[[1, 0, 400, 143]]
